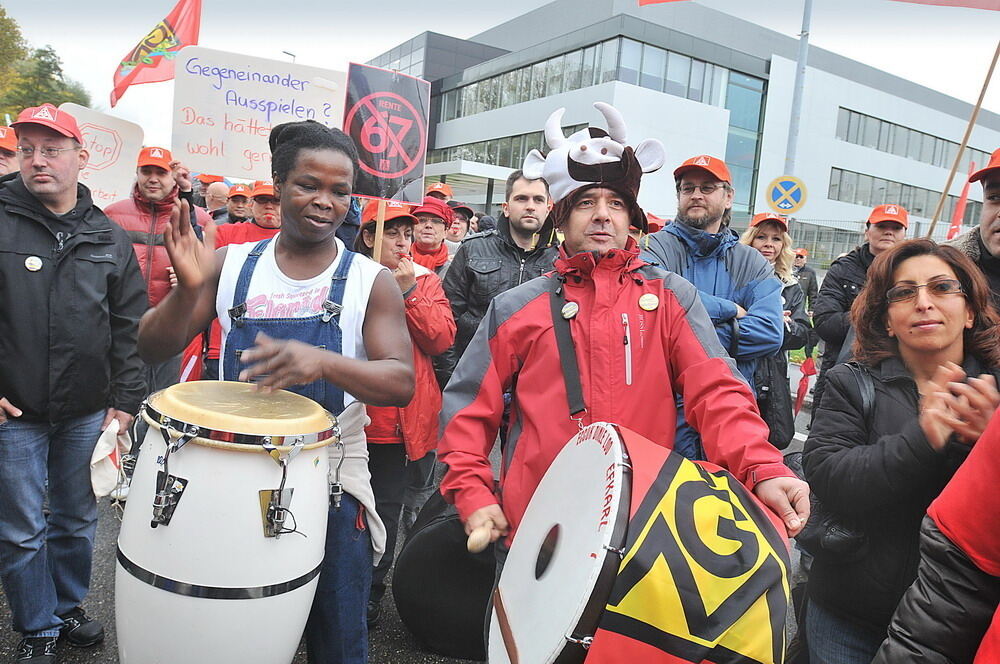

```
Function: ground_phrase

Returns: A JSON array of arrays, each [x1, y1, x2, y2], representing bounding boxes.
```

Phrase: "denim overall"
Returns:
[[222, 238, 355, 416], [223, 238, 371, 663]]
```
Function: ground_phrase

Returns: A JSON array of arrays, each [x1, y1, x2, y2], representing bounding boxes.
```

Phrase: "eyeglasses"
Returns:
[[886, 278, 964, 303], [678, 183, 726, 196], [16, 146, 81, 159], [253, 197, 279, 205]]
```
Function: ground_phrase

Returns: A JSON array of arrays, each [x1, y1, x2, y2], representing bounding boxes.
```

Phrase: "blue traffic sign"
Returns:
[[767, 176, 807, 214]]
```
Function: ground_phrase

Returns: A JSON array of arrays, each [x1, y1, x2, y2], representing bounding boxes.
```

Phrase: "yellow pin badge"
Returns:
[[638, 293, 659, 311]]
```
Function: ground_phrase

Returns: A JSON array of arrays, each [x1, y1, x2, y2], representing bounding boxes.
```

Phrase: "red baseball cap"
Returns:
[[0, 127, 16, 152], [794, 248, 809, 257], [425, 182, 453, 198], [251, 182, 275, 199], [361, 199, 417, 225], [411, 196, 454, 223], [969, 148, 1000, 183], [137, 146, 172, 171], [196, 173, 224, 184], [12, 104, 83, 143], [674, 155, 732, 184], [228, 184, 252, 199], [646, 212, 666, 234], [750, 212, 789, 232], [449, 202, 475, 220], [868, 204, 908, 228]]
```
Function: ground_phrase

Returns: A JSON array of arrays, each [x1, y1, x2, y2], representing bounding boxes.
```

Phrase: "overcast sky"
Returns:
[[4, 0, 999, 146]]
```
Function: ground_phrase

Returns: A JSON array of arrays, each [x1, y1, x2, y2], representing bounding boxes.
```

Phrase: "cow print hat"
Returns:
[[522, 102, 666, 232]]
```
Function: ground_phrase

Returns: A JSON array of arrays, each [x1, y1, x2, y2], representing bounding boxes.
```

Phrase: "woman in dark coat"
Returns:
[[803, 238, 1000, 664]]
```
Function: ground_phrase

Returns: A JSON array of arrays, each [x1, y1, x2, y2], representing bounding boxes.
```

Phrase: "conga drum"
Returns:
[[489, 423, 791, 664], [115, 382, 338, 664]]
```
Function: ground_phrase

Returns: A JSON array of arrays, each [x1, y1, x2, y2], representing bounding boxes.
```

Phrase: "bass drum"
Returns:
[[392, 490, 496, 660]]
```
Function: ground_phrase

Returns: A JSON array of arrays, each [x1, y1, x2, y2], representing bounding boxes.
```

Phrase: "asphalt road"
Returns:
[[0, 367, 816, 663]]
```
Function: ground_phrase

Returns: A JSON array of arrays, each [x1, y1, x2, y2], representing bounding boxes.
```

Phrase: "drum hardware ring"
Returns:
[[151, 422, 198, 527], [260, 436, 308, 539], [329, 436, 346, 510], [602, 544, 626, 559], [569, 408, 588, 431], [564, 635, 593, 649]]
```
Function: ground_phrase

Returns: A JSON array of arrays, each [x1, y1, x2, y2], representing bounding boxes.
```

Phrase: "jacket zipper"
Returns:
[[621, 313, 632, 386], [517, 258, 526, 285], [55, 231, 66, 256]]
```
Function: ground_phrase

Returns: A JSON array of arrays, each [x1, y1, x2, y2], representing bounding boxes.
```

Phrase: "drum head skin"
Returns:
[[489, 423, 630, 664], [147, 381, 333, 436]]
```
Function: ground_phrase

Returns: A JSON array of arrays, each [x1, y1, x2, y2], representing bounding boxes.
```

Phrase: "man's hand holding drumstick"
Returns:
[[466, 503, 509, 553]]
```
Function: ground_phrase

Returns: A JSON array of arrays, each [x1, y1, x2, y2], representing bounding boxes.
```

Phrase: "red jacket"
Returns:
[[366, 265, 455, 460], [105, 185, 213, 307], [438, 239, 793, 538]]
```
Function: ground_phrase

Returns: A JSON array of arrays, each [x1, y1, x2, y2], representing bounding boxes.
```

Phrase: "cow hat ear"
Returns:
[[522, 149, 546, 180], [634, 139, 666, 173]]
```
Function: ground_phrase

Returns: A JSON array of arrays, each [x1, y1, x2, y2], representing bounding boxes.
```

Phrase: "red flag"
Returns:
[[889, 0, 1000, 9], [794, 356, 817, 416], [947, 161, 977, 240], [638, 0, 692, 5], [110, 0, 202, 107]]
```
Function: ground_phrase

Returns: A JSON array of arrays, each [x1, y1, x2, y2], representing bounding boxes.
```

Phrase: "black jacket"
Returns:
[[873, 516, 1000, 664], [442, 216, 558, 358], [803, 356, 998, 632], [0, 174, 147, 422], [947, 226, 1000, 308], [793, 263, 819, 311]]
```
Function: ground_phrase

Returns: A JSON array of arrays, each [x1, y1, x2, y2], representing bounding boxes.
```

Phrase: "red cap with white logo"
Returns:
[[137, 146, 172, 171], [868, 204, 908, 228], [12, 104, 83, 143], [673, 155, 732, 184]]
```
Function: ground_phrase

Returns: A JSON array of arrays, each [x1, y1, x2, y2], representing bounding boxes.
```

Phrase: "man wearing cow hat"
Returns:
[[641, 155, 784, 461], [438, 102, 809, 560]]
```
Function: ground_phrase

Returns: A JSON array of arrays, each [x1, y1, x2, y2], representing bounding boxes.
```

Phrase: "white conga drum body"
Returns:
[[489, 422, 631, 664], [115, 382, 338, 664]]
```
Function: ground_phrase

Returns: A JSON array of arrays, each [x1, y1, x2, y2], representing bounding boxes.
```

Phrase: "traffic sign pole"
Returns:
[[784, 0, 813, 177]]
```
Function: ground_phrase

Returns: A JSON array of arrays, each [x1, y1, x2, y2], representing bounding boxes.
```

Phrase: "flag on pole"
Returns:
[[110, 0, 202, 107], [638, 0, 692, 5], [946, 162, 976, 240], [889, 0, 1000, 9]]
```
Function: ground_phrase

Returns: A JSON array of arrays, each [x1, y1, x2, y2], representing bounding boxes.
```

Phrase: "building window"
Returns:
[[618, 38, 642, 86], [640, 44, 667, 92], [826, 166, 971, 222], [665, 52, 691, 97]]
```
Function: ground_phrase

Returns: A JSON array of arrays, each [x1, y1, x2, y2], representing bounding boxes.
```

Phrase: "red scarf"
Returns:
[[411, 242, 449, 271]]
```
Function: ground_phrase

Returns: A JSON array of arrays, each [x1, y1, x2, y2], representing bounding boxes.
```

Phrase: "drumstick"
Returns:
[[467, 519, 494, 553]]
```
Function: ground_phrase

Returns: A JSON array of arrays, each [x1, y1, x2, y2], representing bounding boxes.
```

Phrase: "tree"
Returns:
[[0, 46, 91, 121], [0, 7, 29, 105]]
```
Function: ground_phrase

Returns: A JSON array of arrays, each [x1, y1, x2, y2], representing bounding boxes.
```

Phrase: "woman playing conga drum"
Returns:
[[137, 120, 414, 664]]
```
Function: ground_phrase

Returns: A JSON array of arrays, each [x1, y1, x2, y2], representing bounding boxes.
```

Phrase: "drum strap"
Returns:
[[548, 275, 586, 417]]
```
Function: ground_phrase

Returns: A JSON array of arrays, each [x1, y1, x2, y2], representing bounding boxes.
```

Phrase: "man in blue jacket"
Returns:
[[642, 155, 783, 459]]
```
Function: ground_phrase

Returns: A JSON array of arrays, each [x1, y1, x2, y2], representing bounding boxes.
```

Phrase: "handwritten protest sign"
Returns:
[[172, 46, 346, 179], [59, 103, 144, 207], [344, 63, 430, 203]]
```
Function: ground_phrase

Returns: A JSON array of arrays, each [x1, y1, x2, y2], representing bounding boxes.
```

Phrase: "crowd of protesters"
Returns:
[[0, 99, 998, 664]]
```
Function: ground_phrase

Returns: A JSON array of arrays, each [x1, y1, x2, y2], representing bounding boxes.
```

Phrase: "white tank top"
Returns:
[[216, 235, 386, 409]]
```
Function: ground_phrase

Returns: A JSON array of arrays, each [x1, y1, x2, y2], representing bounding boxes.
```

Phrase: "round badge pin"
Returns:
[[561, 301, 579, 319], [638, 293, 659, 311], [24, 256, 43, 272]]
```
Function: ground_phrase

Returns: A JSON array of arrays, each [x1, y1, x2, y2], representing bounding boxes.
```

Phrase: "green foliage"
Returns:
[[789, 346, 820, 365], [0, 46, 91, 121]]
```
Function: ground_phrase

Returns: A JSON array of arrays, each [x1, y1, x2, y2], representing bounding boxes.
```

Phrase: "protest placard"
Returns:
[[343, 63, 430, 203], [172, 46, 346, 179], [59, 103, 145, 207]]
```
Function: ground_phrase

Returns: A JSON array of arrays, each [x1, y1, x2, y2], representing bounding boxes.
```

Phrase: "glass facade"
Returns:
[[427, 124, 589, 169], [836, 107, 992, 173], [435, 37, 764, 210], [828, 167, 982, 223]]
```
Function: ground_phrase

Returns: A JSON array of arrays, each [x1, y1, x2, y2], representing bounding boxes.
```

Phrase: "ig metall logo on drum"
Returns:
[[595, 454, 791, 664]]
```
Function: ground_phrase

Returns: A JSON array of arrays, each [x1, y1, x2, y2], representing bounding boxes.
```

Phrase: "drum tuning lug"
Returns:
[[260, 488, 295, 538], [603, 544, 626, 559], [150, 472, 188, 527], [330, 482, 343, 510], [565, 635, 594, 649]]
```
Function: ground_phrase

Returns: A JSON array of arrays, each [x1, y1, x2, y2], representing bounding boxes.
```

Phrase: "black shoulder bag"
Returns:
[[792, 362, 871, 564]]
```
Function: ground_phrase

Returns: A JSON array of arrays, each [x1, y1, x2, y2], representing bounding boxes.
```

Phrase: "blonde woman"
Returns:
[[739, 213, 811, 448]]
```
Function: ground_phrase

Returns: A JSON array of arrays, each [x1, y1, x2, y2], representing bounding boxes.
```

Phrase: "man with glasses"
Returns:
[[0, 126, 17, 176], [0, 104, 146, 663], [949, 148, 1000, 306], [642, 155, 783, 460], [812, 204, 908, 413]]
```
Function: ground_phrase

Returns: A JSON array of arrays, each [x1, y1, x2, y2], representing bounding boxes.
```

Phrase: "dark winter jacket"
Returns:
[[0, 174, 147, 422], [811, 243, 875, 410], [793, 263, 819, 310], [947, 226, 1000, 308], [803, 355, 1000, 633], [442, 215, 558, 359], [641, 220, 783, 458], [872, 516, 1000, 664]]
